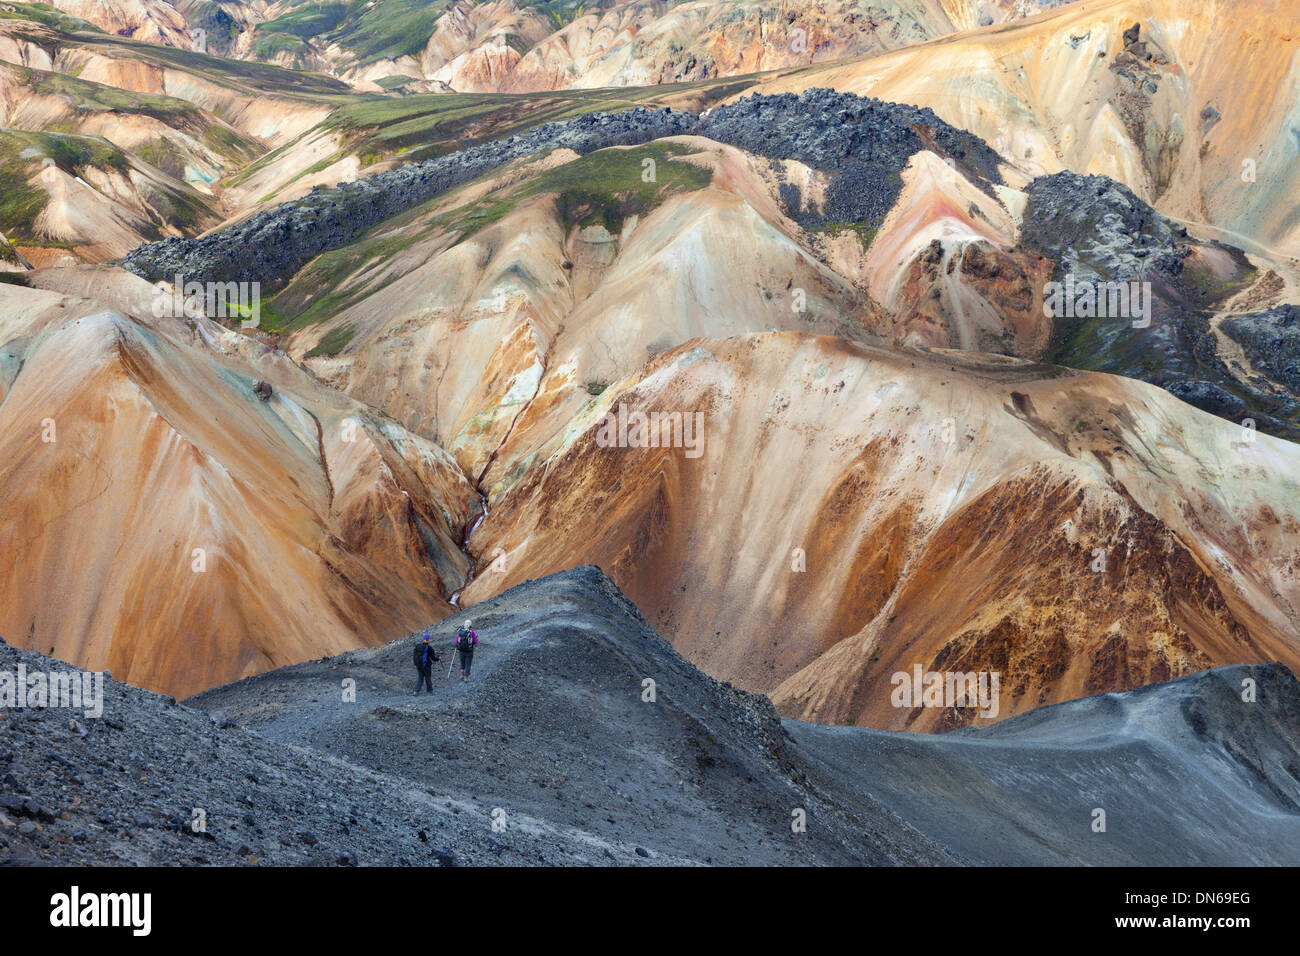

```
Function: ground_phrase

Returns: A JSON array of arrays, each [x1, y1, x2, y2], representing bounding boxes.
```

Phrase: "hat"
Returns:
[[422, 634, 430, 641], [464, 619, 473, 628]]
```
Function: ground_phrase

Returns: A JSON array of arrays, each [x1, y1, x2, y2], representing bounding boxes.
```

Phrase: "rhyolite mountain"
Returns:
[[0, 0, 1298, 740]]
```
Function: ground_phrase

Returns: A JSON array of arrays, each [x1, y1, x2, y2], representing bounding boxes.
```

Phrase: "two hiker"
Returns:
[[410, 620, 479, 691]]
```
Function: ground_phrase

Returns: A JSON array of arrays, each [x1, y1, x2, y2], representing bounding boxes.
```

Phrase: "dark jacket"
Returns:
[[413, 642, 440, 669]]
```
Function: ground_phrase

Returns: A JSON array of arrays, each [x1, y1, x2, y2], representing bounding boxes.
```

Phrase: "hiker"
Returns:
[[454, 620, 478, 682], [412, 633, 440, 694]]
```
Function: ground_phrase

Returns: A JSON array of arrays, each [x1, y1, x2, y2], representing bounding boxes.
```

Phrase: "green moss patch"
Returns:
[[435, 141, 713, 239], [305, 323, 357, 357], [815, 220, 877, 251], [0, 1, 103, 33]]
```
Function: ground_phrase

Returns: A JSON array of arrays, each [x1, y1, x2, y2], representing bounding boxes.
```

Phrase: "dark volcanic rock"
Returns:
[[788, 661, 1300, 865], [1019, 170, 1182, 282], [1163, 380, 1249, 419], [1020, 171, 1300, 441], [0, 568, 947, 866], [698, 88, 1004, 227], [3, 568, 1300, 865], [1222, 306, 1300, 392], [123, 91, 1003, 294]]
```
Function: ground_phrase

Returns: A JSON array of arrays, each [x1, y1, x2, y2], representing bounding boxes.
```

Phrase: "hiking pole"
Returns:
[[447, 649, 456, 680]]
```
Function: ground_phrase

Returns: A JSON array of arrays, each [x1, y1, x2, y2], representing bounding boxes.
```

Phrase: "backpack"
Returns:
[[456, 627, 473, 652], [414, 642, 433, 668]]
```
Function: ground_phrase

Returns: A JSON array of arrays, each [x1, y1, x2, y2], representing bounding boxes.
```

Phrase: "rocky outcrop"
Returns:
[[747, 0, 1300, 262], [1020, 171, 1185, 281], [701, 88, 1004, 228]]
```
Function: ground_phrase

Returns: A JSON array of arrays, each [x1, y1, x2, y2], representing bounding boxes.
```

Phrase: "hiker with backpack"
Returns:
[[453, 620, 478, 682], [412, 633, 440, 695]]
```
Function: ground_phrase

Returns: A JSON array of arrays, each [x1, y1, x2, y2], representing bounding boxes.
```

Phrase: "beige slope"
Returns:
[[44, 0, 193, 46], [289, 137, 881, 473], [180, 0, 1076, 90], [0, 20, 334, 148], [421, 0, 1076, 93], [0, 19, 347, 217], [748, 0, 1300, 257], [453, 331, 1300, 731], [851, 149, 1054, 355], [1, 131, 222, 265], [29, 164, 153, 260], [0, 278, 474, 697], [0, 62, 261, 192], [412, 0, 546, 92], [22, 0, 271, 51], [217, 123, 360, 211], [29, 160, 221, 261], [73, 62, 327, 150]]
